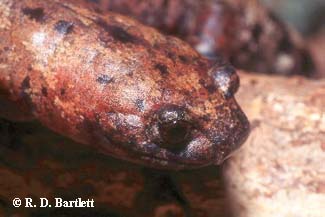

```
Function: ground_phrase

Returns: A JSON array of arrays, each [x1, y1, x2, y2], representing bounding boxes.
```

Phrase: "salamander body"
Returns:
[[74, 0, 315, 77], [0, 0, 249, 169]]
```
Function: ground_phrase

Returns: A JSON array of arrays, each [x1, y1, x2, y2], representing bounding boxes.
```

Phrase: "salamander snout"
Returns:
[[144, 100, 249, 169], [149, 105, 192, 153]]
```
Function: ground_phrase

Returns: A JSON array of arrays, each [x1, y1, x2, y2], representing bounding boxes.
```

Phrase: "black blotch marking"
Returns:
[[54, 20, 74, 35], [96, 74, 114, 85], [135, 99, 145, 111], [21, 76, 31, 90], [22, 7, 45, 22], [41, 87, 48, 97], [154, 63, 169, 76], [96, 18, 144, 44], [60, 88, 66, 95], [178, 55, 190, 64]]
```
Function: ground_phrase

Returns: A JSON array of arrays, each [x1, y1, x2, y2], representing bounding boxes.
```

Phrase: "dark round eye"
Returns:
[[156, 106, 191, 152], [209, 62, 240, 99]]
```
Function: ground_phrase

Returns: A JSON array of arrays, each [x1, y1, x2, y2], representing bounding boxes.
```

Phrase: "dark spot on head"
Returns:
[[155, 63, 169, 76], [54, 20, 74, 35], [41, 87, 48, 97], [60, 88, 66, 95], [27, 65, 33, 71], [135, 99, 145, 111], [96, 74, 114, 85], [178, 55, 190, 64], [22, 7, 45, 22], [96, 19, 142, 44], [21, 76, 31, 90]]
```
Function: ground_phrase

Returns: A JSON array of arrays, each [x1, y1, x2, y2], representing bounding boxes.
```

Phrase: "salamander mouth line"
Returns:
[[127, 137, 224, 167], [138, 151, 211, 168]]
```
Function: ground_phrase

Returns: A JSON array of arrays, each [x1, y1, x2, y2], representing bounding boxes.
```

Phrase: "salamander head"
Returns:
[[14, 4, 249, 170], [92, 58, 249, 170], [143, 62, 249, 169]]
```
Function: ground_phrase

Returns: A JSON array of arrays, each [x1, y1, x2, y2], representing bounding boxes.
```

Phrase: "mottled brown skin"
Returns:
[[0, 0, 249, 169], [74, 0, 315, 77]]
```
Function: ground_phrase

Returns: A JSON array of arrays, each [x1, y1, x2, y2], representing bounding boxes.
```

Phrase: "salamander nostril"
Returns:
[[155, 105, 191, 153], [208, 61, 240, 99]]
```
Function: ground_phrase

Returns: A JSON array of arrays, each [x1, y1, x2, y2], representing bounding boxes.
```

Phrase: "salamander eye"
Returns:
[[209, 63, 240, 99], [156, 105, 191, 152]]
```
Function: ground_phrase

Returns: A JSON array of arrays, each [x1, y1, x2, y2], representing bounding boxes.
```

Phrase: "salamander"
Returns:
[[0, 0, 249, 169]]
